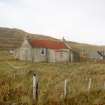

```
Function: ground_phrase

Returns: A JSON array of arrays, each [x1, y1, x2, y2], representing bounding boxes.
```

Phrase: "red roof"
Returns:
[[30, 39, 67, 49]]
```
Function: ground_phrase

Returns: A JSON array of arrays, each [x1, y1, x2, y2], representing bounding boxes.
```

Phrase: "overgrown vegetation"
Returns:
[[0, 50, 105, 105]]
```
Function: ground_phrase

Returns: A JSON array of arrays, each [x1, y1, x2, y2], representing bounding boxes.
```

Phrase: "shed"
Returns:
[[14, 38, 71, 63]]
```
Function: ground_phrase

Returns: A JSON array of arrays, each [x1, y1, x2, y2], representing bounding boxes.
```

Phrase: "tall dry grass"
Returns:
[[0, 51, 105, 104]]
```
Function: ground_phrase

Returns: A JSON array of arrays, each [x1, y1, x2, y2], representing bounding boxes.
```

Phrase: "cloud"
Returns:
[[0, 0, 105, 44], [0, 0, 21, 3]]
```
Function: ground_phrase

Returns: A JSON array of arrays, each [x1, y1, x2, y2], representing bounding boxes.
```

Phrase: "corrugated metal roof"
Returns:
[[30, 39, 68, 49]]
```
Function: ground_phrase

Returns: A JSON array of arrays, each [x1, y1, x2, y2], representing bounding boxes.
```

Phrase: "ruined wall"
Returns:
[[48, 49, 70, 63]]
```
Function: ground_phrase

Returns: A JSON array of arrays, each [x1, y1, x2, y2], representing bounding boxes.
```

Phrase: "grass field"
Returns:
[[0, 51, 105, 105]]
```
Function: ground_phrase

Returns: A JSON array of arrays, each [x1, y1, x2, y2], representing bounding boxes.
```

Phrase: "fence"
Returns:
[[32, 74, 105, 105], [1, 62, 105, 105]]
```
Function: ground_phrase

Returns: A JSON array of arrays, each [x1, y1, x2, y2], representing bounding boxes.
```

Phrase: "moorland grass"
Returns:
[[0, 51, 105, 105]]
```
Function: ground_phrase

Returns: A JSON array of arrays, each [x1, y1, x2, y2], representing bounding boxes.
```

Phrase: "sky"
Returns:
[[0, 0, 105, 45]]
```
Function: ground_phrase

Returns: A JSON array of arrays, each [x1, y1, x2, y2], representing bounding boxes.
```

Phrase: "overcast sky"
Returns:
[[0, 0, 105, 45]]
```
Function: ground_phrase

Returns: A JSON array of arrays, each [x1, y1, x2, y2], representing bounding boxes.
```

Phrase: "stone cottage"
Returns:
[[14, 38, 74, 63]]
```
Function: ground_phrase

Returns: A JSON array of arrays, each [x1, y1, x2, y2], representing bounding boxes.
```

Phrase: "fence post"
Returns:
[[88, 78, 92, 92], [33, 73, 39, 105], [64, 79, 68, 99]]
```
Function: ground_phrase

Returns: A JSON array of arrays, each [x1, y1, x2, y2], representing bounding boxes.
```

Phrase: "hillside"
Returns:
[[0, 27, 105, 52], [68, 41, 105, 51], [0, 27, 57, 49]]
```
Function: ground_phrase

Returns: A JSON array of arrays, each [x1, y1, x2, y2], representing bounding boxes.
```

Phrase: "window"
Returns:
[[40, 48, 46, 56]]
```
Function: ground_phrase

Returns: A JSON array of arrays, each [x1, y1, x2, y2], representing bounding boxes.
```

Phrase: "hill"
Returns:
[[0, 27, 105, 52], [68, 41, 105, 52], [0, 27, 57, 49]]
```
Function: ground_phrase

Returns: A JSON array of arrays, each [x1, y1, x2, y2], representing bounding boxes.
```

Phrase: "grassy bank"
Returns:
[[0, 51, 105, 104]]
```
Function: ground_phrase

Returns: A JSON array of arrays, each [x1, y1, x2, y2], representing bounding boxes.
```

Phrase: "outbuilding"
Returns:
[[14, 38, 72, 63]]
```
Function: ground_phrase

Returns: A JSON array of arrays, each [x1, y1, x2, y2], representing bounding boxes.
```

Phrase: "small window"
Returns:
[[40, 48, 46, 56], [41, 49, 44, 54]]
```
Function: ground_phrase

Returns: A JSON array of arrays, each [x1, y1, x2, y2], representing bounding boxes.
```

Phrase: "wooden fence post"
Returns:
[[88, 78, 92, 92], [64, 79, 68, 99], [33, 74, 39, 105], [63, 79, 69, 104]]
